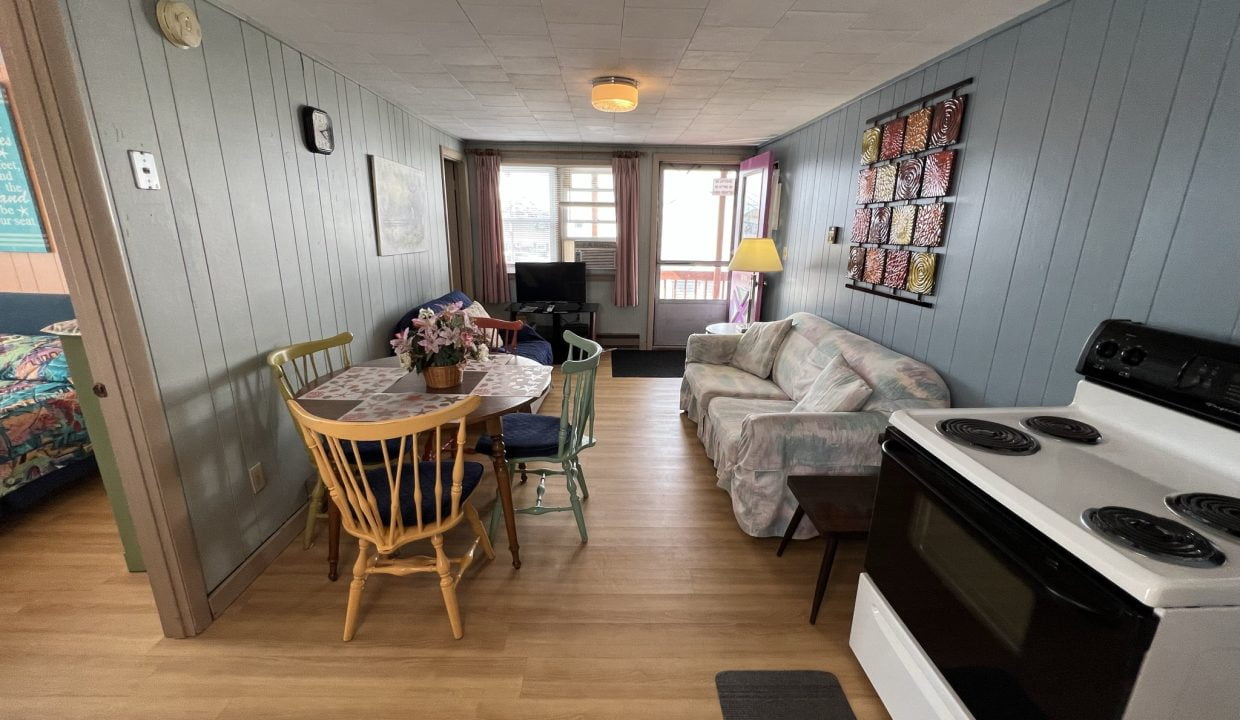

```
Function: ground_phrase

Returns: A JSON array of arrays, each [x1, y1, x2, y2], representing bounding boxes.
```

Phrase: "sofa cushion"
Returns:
[[731, 318, 793, 378], [702, 397, 797, 472], [792, 355, 873, 413], [770, 316, 836, 401], [777, 312, 950, 414], [681, 362, 789, 423]]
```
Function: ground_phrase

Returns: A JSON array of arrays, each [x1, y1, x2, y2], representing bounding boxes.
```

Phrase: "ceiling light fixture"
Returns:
[[591, 76, 639, 113]]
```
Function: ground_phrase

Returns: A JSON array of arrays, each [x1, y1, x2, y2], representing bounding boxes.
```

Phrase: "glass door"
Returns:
[[652, 164, 738, 348]]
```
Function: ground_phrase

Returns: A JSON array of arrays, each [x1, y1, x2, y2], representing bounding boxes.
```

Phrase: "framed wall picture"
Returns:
[[370, 155, 428, 256]]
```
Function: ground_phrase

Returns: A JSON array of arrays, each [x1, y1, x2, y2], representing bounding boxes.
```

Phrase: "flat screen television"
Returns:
[[514, 262, 587, 303]]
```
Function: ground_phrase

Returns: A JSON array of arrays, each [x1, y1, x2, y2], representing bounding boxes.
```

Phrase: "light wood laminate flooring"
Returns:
[[0, 353, 889, 719]]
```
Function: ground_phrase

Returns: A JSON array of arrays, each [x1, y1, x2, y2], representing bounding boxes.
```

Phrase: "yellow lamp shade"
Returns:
[[591, 77, 639, 113], [728, 237, 783, 273]]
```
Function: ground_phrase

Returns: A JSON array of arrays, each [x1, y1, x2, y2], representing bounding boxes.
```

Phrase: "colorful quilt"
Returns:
[[0, 334, 91, 495]]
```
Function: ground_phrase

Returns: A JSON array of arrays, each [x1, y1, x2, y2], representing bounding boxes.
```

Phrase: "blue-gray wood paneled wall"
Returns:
[[761, 0, 1240, 409], [64, 0, 458, 590]]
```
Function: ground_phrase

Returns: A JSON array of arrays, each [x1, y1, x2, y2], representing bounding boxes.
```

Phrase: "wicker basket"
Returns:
[[422, 363, 464, 389]]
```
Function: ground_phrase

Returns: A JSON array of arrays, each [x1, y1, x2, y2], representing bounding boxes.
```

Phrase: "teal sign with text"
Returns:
[[0, 84, 49, 253]]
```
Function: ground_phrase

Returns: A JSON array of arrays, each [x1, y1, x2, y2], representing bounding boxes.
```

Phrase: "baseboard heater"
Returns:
[[597, 333, 639, 349]]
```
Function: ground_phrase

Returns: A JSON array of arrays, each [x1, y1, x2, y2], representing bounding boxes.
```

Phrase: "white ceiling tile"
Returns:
[[678, 50, 748, 70], [479, 95, 529, 106], [621, 8, 704, 39], [555, 48, 622, 68], [400, 72, 465, 88], [549, 23, 621, 49], [442, 64, 510, 82], [461, 4, 550, 35], [624, 0, 709, 7], [731, 61, 802, 79], [766, 11, 867, 41], [510, 74, 566, 89], [541, 0, 624, 25], [701, 0, 796, 28], [460, 81, 521, 95], [500, 56, 562, 74], [686, 26, 770, 52], [620, 37, 690, 60], [217, 0, 1043, 144]]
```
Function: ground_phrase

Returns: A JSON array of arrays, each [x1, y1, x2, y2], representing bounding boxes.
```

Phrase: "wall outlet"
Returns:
[[128, 150, 161, 190], [248, 462, 266, 494]]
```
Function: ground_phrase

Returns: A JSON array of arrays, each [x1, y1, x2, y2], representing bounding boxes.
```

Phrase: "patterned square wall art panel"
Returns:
[[863, 248, 887, 284], [883, 250, 911, 289], [869, 207, 892, 245], [913, 202, 946, 246], [891, 205, 917, 245], [906, 252, 938, 295], [895, 158, 923, 201], [861, 127, 881, 164], [874, 164, 897, 203], [847, 246, 866, 280], [852, 208, 872, 243], [857, 167, 877, 204], [903, 107, 931, 154], [880, 117, 906, 161], [921, 150, 957, 198], [929, 95, 966, 147]]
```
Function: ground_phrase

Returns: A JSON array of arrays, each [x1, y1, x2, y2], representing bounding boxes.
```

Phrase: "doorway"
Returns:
[[651, 163, 739, 348], [441, 148, 472, 297]]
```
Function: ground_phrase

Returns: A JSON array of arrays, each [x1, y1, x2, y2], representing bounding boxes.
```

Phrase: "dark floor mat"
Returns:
[[716, 670, 858, 720], [609, 349, 685, 378]]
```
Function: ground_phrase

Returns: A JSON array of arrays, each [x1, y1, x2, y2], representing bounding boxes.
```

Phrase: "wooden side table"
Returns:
[[776, 474, 879, 624]]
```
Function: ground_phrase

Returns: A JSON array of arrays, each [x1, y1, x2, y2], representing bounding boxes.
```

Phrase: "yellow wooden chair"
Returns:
[[267, 332, 354, 550], [286, 395, 494, 641]]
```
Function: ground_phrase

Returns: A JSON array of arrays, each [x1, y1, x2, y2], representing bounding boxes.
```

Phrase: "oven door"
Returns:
[[865, 429, 1159, 720]]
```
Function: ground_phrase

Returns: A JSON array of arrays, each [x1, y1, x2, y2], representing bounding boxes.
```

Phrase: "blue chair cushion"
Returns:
[[343, 438, 406, 465], [363, 461, 485, 525], [475, 413, 567, 459]]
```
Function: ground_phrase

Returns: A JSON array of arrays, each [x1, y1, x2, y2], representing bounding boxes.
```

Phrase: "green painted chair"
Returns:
[[267, 331, 354, 550], [481, 331, 601, 543]]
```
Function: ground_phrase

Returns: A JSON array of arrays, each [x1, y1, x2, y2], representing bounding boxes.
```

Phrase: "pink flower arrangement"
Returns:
[[390, 302, 488, 372]]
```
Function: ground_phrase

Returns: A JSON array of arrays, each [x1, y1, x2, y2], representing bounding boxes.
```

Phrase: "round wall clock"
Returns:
[[156, 0, 202, 49], [301, 107, 335, 155]]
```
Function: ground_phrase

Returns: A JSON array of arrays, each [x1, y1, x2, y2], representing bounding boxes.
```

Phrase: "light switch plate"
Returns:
[[827, 227, 839, 244], [128, 150, 161, 190]]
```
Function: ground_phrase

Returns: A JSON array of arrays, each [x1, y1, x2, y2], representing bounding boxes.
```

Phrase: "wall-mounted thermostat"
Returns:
[[128, 150, 161, 190]]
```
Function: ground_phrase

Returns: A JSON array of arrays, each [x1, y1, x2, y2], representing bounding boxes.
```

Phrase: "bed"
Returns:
[[0, 292, 94, 515]]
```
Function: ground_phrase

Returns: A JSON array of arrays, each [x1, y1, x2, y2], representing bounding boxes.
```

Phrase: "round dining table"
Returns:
[[294, 354, 550, 574]]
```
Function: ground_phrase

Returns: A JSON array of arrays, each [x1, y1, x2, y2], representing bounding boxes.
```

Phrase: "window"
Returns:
[[499, 164, 616, 272]]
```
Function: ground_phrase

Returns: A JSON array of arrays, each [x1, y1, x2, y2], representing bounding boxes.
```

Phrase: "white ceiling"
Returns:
[[215, 0, 1044, 146]]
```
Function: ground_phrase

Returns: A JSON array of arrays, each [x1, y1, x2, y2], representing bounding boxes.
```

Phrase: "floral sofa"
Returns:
[[393, 291, 553, 366], [680, 312, 949, 538]]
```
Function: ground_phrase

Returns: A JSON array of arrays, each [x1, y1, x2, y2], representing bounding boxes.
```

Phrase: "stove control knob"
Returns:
[[1120, 346, 1146, 366], [1095, 340, 1119, 359]]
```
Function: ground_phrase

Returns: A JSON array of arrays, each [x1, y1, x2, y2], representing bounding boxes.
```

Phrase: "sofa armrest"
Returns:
[[735, 410, 888, 473], [686, 333, 742, 365]]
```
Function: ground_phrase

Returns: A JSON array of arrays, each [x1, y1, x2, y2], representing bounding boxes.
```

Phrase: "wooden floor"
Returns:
[[0, 353, 889, 719]]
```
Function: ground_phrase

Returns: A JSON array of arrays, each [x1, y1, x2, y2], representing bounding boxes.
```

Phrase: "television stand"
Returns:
[[506, 302, 599, 362]]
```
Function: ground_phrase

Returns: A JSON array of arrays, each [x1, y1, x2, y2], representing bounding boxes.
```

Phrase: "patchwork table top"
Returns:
[[293, 354, 551, 424]]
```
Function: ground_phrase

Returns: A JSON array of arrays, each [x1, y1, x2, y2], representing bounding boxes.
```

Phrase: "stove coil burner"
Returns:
[[1167, 493, 1240, 540], [1084, 506, 1225, 568], [1022, 415, 1102, 444], [936, 418, 1041, 456]]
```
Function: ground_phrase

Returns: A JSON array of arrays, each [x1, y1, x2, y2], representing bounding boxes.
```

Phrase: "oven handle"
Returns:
[[882, 440, 1121, 619]]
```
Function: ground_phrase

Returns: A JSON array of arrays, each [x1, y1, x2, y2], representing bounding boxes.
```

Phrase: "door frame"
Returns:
[[644, 152, 744, 350], [440, 146, 473, 297], [2, 0, 210, 637]]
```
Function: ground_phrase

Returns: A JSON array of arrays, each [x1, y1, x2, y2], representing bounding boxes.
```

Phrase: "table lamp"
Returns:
[[728, 237, 783, 327]]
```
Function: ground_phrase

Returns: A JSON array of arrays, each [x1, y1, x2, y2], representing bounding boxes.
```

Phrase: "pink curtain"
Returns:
[[473, 152, 509, 303], [611, 154, 640, 307]]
